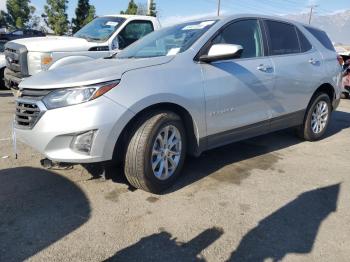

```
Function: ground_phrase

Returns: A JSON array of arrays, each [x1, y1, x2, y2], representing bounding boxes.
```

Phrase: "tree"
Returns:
[[6, 0, 35, 28], [120, 0, 138, 15], [27, 14, 41, 29], [136, 2, 147, 15], [0, 11, 10, 28], [43, 0, 69, 35], [27, 14, 48, 32], [72, 0, 96, 33], [148, 0, 157, 17]]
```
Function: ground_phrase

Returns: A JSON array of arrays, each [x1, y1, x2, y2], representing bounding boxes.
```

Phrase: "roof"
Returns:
[[103, 14, 158, 20], [183, 13, 314, 28]]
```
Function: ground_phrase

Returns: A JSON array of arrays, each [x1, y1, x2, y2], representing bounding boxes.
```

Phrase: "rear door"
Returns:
[[263, 20, 324, 120], [200, 19, 276, 145], [304, 26, 341, 93]]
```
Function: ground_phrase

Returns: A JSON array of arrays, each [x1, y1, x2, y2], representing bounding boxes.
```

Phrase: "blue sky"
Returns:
[[1, 0, 349, 25]]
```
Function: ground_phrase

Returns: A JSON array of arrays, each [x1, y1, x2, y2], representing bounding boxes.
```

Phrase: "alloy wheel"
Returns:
[[151, 125, 182, 180], [311, 101, 329, 134]]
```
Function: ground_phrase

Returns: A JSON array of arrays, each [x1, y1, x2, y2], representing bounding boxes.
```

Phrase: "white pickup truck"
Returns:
[[4, 15, 161, 89], [0, 41, 6, 88]]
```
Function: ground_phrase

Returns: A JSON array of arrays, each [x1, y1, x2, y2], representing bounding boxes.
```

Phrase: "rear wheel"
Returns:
[[124, 112, 187, 193], [297, 93, 331, 141], [341, 92, 349, 99]]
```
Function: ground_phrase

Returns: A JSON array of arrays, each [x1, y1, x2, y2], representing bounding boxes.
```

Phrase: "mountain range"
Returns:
[[285, 10, 350, 45]]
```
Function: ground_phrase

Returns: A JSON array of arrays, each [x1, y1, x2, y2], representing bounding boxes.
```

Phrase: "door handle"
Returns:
[[309, 58, 320, 65], [257, 64, 273, 72]]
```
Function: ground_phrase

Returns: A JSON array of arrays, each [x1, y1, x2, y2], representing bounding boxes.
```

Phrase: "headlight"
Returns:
[[42, 81, 119, 109], [28, 52, 53, 75]]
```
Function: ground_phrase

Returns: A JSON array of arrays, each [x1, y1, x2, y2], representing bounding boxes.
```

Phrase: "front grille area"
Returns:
[[5, 47, 20, 72], [14, 88, 51, 129], [4, 42, 29, 76], [15, 101, 41, 129], [21, 89, 52, 100]]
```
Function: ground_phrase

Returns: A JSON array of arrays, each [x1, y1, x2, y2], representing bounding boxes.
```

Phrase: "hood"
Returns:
[[20, 56, 175, 90], [12, 36, 103, 52]]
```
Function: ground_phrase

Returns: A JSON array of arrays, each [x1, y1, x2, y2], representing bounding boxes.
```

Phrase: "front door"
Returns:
[[200, 19, 276, 146]]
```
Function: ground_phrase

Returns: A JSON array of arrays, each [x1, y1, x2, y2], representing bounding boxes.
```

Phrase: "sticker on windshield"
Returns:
[[182, 20, 215, 30], [106, 21, 119, 27], [167, 48, 181, 56], [199, 21, 215, 27]]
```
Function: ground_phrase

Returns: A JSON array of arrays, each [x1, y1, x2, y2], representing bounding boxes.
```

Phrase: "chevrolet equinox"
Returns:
[[14, 15, 342, 193]]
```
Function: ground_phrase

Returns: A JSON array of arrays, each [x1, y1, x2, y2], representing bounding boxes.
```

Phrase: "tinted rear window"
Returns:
[[305, 26, 335, 51], [265, 20, 300, 55]]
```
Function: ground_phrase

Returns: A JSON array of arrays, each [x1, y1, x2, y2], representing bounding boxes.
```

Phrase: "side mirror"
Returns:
[[111, 37, 119, 50], [199, 44, 244, 63]]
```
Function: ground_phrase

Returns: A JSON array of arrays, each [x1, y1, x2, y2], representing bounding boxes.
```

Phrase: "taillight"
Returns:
[[337, 55, 344, 66]]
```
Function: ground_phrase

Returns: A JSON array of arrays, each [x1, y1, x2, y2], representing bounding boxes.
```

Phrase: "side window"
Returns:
[[304, 26, 335, 51], [265, 20, 300, 55], [212, 19, 263, 59], [117, 20, 154, 49], [297, 29, 312, 52]]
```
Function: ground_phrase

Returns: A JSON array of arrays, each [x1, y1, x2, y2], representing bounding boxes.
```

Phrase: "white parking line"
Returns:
[[0, 138, 11, 141]]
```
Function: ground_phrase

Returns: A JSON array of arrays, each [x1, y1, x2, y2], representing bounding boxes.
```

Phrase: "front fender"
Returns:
[[49, 56, 96, 70], [106, 92, 205, 149]]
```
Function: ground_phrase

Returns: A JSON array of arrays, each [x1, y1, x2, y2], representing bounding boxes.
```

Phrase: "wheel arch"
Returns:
[[310, 83, 336, 110], [299, 83, 336, 132], [113, 102, 202, 163]]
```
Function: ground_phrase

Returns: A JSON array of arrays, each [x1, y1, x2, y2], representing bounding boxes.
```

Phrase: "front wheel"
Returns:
[[297, 93, 332, 141], [124, 112, 187, 193]]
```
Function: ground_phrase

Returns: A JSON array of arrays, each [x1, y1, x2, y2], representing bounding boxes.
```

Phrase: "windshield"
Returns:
[[74, 16, 126, 42], [116, 20, 217, 59]]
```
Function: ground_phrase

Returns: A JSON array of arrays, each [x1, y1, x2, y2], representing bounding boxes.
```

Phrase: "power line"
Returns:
[[205, 0, 336, 20]]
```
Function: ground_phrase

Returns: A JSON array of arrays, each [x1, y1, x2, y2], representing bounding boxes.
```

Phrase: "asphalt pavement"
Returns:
[[1, 89, 350, 262]]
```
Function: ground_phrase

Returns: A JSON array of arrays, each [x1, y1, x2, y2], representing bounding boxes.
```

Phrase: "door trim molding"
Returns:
[[198, 109, 305, 153]]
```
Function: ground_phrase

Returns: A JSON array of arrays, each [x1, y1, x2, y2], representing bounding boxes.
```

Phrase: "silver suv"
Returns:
[[14, 15, 342, 193]]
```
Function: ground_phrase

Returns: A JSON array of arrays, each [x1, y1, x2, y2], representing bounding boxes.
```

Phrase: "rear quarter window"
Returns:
[[305, 26, 335, 51]]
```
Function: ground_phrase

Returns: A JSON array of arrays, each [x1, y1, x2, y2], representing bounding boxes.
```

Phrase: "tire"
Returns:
[[124, 111, 187, 193], [297, 93, 332, 141], [341, 92, 349, 99], [0, 68, 5, 90]]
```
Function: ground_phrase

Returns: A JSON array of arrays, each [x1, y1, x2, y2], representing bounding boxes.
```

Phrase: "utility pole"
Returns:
[[308, 5, 318, 25], [147, 0, 151, 16], [217, 0, 221, 16]]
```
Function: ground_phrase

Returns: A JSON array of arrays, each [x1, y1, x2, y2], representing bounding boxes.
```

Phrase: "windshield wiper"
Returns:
[[75, 35, 101, 42], [85, 36, 101, 42]]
